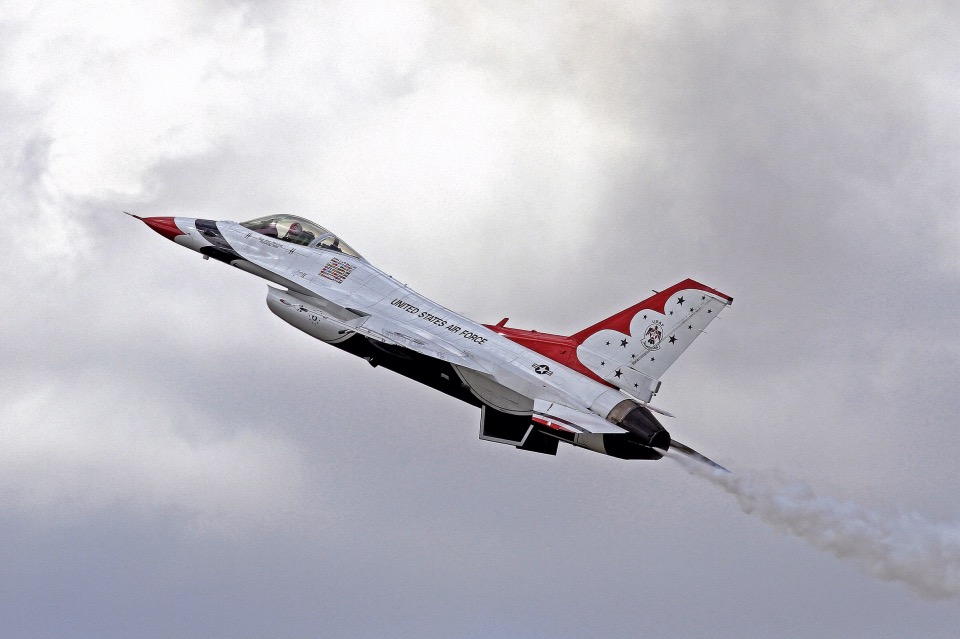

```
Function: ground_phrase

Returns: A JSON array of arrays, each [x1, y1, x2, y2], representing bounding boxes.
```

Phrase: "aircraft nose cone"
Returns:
[[140, 216, 184, 241]]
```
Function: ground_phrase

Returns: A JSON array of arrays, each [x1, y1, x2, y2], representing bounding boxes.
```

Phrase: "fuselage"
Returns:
[[135, 213, 739, 462], [169, 216, 634, 426]]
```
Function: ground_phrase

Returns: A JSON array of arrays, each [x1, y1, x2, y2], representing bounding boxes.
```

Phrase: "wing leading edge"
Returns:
[[267, 287, 493, 374]]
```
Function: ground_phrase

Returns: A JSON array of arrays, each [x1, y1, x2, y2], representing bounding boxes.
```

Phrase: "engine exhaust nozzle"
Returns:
[[608, 401, 671, 451]]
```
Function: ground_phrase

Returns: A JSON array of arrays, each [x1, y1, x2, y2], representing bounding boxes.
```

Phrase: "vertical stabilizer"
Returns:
[[569, 279, 732, 401]]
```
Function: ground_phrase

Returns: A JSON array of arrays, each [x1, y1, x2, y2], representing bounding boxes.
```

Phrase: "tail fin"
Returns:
[[570, 279, 732, 402]]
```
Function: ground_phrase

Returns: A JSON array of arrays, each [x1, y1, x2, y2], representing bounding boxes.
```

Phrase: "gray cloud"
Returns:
[[2, 1, 960, 636]]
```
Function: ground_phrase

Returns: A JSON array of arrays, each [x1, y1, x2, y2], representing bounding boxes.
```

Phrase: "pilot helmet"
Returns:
[[275, 218, 300, 240]]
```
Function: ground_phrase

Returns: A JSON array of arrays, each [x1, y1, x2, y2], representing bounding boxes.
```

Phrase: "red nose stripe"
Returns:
[[141, 216, 184, 241]]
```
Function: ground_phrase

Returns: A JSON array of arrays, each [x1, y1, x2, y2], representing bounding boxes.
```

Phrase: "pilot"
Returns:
[[285, 222, 315, 245]]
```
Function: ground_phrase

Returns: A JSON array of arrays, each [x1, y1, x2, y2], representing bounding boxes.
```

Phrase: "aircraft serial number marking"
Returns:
[[254, 236, 283, 249]]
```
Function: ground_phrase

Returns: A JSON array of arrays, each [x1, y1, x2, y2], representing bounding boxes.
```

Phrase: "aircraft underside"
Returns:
[[330, 332, 662, 460]]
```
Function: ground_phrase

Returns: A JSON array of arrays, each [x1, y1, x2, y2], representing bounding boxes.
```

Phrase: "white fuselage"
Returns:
[[175, 218, 630, 431]]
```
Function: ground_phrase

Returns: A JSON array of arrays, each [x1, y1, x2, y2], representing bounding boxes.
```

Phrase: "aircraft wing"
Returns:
[[357, 314, 494, 373], [268, 288, 494, 374], [217, 221, 496, 375]]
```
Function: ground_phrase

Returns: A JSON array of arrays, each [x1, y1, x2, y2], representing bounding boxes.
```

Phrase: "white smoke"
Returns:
[[667, 451, 960, 600]]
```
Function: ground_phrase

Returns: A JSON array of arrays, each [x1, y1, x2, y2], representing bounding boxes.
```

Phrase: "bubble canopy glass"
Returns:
[[240, 215, 362, 258]]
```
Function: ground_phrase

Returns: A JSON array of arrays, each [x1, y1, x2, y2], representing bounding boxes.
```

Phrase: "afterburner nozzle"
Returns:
[[617, 404, 671, 451]]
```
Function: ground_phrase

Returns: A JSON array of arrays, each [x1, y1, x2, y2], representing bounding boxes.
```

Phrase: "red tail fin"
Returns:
[[486, 279, 732, 401], [570, 279, 732, 344], [570, 279, 732, 400]]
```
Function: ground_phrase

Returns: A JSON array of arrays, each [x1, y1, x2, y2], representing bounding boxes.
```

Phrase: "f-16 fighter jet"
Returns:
[[134, 213, 731, 468]]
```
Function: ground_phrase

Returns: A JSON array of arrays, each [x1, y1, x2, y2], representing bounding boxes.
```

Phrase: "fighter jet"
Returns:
[[134, 213, 731, 468]]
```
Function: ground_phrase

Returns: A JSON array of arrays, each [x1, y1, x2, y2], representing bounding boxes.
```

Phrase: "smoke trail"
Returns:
[[667, 450, 960, 600]]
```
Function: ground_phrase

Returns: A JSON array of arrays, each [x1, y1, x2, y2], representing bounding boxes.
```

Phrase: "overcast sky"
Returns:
[[2, 1, 959, 637]]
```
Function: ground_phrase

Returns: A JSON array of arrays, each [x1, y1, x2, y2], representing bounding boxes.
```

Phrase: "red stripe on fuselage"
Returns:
[[482, 324, 613, 387]]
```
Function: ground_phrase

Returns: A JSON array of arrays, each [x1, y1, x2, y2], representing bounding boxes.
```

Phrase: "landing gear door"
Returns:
[[479, 405, 534, 445]]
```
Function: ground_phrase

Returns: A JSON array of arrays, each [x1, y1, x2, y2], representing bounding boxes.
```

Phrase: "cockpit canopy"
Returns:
[[240, 215, 362, 259]]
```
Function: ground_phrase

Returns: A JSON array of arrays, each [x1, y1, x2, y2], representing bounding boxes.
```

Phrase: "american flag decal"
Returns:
[[319, 258, 355, 283]]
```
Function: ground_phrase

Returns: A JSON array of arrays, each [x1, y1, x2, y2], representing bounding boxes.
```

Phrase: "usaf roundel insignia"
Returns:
[[533, 364, 553, 375], [643, 320, 665, 350]]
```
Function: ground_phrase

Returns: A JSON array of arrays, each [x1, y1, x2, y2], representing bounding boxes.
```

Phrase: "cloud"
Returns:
[[2, 0, 960, 636], [0, 374, 317, 535], [3, 1, 266, 199]]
